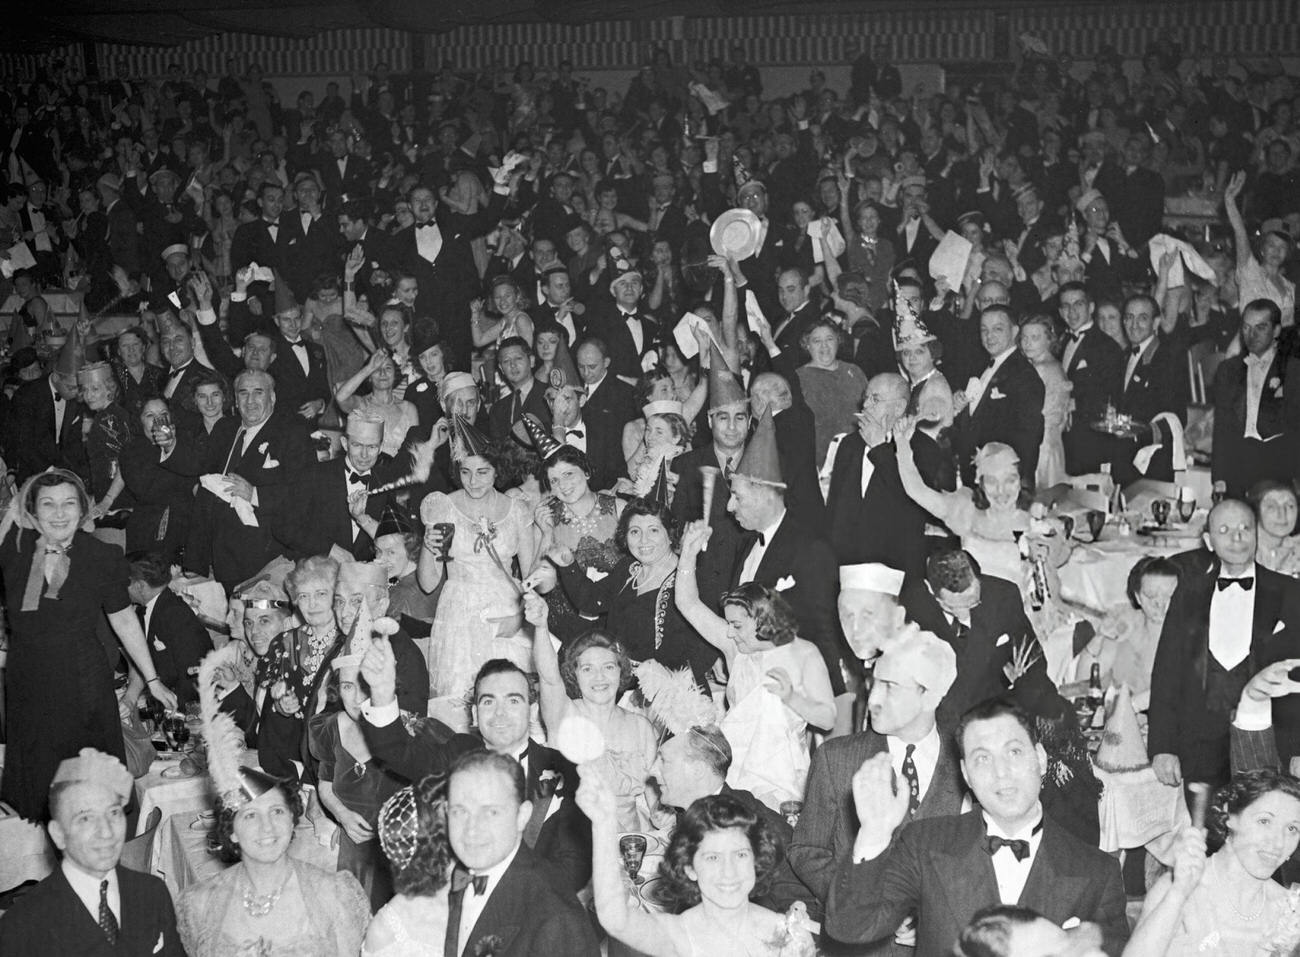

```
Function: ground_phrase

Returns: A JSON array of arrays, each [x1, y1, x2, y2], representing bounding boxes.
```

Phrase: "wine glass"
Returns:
[[1152, 499, 1171, 527], [619, 835, 648, 884], [1177, 495, 1196, 524], [434, 522, 456, 562], [172, 721, 191, 752], [1085, 510, 1106, 542]]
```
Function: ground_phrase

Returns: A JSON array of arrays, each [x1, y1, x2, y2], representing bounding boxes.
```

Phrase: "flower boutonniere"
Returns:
[[258, 441, 269, 455], [537, 769, 562, 798], [1269, 376, 1284, 398], [472, 935, 504, 957]]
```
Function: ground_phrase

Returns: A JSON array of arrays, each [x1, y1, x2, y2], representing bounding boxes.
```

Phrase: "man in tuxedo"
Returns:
[[390, 172, 513, 370], [266, 296, 330, 421], [1149, 499, 1300, 788], [135, 168, 197, 271], [585, 266, 661, 384], [488, 337, 550, 442], [728, 408, 849, 706], [545, 354, 625, 493], [529, 267, 586, 346], [169, 370, 314, 589], [317, 129, 371, 204], [260, 412, 410, 561], [1112, 294, 1188, 486], [126, 553, 213, 708], [97, 173, 141, 277], [230, 182, 298, 275], [653, 724, 814, 912], [770, 267, 820, 362], [792, 623, 964, 930], [338, 198, 390, 304], [360, 655, 594, 894], [1058, 282, 1124, 475], [895, 176, 940, 266], [953, 305, 1045, 488], [901, 549, 1053, 723], [730, 179, 782, 321], [6, 363, 84, 482], [157, 318, 213, 409], [575, 337, 636, 430], [1092, 135, 1166, 248], [647, 172, 687, 252], [0, 750, 185, 956], [821, 373, 936, 580], [529, 171, 580, 250], [1212, 299, 1300, 496], [1010, 185, 1059, 277], [283, 172, 339, 302], [671, 351, 750, 612], [442, 751, 600, 956], [824, 699, 1128, 956]]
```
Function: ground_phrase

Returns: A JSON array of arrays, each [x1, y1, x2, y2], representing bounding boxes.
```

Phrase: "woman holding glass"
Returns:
[[120, 397, 196, 558], [0, 469, 176, 820], [77, 360, 137, 522]]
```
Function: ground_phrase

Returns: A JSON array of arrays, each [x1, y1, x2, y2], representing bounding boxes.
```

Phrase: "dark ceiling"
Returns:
[[6, 0, 1005, 51]]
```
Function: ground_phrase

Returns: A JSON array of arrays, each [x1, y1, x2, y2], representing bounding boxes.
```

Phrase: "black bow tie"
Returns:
[[1069, 331, 1084, 342], [985, 835, 1031, 861], [346, 468, 370, 485], [286, 338, 305, 347], [451, 866, 488, 896], [416, 221, 438, 231], [1130, 346, 1143, 355], [1217, 576, 1254, 592], [755, 532, 766, 546], [566, 428, 584, 439]]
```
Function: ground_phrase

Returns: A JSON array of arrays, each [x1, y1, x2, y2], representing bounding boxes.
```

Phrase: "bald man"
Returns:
[[820, 373, 949, 580], [1149, 499, 1300, 789]]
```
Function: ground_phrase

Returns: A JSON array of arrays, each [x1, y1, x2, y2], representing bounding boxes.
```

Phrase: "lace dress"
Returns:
[[362, 890, 449, 957], [1164, 853, 1300, 956], [720, 643, 815, 812], [1033, 358, 1070, 488], [542, 493, 622, 642], [421, 490, 533, 720]]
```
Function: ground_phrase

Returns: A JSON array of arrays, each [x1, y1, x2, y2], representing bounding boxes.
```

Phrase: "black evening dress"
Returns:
[[0, 530, 130, 820]]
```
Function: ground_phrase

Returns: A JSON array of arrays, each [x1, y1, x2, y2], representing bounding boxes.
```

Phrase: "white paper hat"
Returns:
[[839, 563, 905, 596]]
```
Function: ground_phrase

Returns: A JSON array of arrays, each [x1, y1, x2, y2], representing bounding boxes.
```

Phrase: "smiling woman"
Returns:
[[0, 469, 177, 821]]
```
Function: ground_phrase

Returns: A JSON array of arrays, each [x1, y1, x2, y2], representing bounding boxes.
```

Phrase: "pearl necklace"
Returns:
[[240, 867, 291, 918]]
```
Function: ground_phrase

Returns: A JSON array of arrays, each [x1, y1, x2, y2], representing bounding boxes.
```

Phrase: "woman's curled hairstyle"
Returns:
[[720, 583, 799, 647], [657, 793, 778, 911], [1206, 768, 1300, 854], [393, 773, 454, 896]]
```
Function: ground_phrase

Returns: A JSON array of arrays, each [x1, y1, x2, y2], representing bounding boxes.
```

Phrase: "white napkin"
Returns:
[[808, 219, 846, 264], [673, 311, 717, 359], [199, 474, 259, 527], [929, 231, 972, 293], [1133, 412, 1188, 476], [1148, 233, 1218, 290], [744, 290, 768, 336]]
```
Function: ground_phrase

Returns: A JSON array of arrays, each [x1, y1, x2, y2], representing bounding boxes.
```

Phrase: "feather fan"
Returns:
[[197, 644, 247, 800], [633, 660, 717, 737]]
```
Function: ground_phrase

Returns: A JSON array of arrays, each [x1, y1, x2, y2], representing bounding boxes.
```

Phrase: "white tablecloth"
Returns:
[[0, 806, 55, 892], [1059, 535, 1182, 613]]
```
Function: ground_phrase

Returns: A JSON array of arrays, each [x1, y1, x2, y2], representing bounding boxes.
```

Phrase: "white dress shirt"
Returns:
[[1124, 337, 1154, 389], [456, 842, 521, 954], [885, 724, 942, 800], [1209, 563, 1257, 670], [61, 860, 120, 926], [985, 808, 1044, 905], [620, 307, 644, 354], [561, 418, 588, 452], [415, 220, 443, 263], [818, 432, 877, 500], [284, 336, 311, 375], [50, 377, 67, 440], [1244, 347, 1276, 440], [163, 360, 193, 400], [1062, 322, 1094, 372], [142, 590, 163, 641], [738, 510, 786, 584]]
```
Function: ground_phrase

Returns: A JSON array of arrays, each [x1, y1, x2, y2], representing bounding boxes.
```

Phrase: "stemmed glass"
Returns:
[[619, 835, 648, 885]]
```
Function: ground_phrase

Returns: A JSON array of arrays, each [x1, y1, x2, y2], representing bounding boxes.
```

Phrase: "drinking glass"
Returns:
[[619, 835, 648, 884], [1152, 499, 1171, 526], [1085, 510, 1106, 542], [434, 522, 456, 562], [1177, 496, 1196, 523]]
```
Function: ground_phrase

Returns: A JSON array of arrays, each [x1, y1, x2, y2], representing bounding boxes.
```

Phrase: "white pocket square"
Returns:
[[1061, 917, 1081, 930], [258, 441, 269, 454], [996, 633, 1010, 647], [1276, 621, 1288, 635], [775, 575, 796, 591], [989, 388, 1006, 400], [1075, 360, 1088, 370], [263, 456, 280, 469], [153, 932, 165, 953], [585, 567, 608, 582]]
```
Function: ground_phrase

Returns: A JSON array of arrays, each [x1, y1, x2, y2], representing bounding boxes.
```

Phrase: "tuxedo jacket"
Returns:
[[316, 153, 372, 203], [1064, 326, 1125, 427], [143, 587, 213, 707], [168, 410, 315, 588], [343, 228, 394, 303], [901, 575, 1053, 723], [583, 307, 663, 383], [488, 382, 551, 443], [954, 350, 1045, 487], [581, 373, 637, 432], [733, 513, 848, 696], [361, 720, 594, 894], [773, 402, 826, 533], [283, 213, 342, 302], [823, 432, 939, 581], [824, 812, 1128, 957], [1149, 560, 1300, 769], [261, 453, 407, 561], [895, 218, 939, 266], [571, 409, 627, 493], [771, 299, 820, 363], [268, 334, 330, 415], [1082, 241, 1147, 306], [528, 300, 586, 345], [1117, 335, 1187, 425], [119, 436, 196, 559], [1212, 349, 1300, 490], [1092, 162, 1165, 248], [790, 725, 964, 924], [449, 841, 599, 957], [230, 215, 304, 276], [0, 865, 186, 957], [5, 377, 87, 483]]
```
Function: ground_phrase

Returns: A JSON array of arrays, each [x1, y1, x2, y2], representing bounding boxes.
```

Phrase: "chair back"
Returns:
[[119, 806, 162, 874], [1186, 340, 1225, 406]]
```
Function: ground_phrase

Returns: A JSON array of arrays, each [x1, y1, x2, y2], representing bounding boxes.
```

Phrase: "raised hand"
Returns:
[[522, 588, 549, 629], [679, 520, 712, 558], [575, 767, 617, 824], [344, 244, 365, 281], [359, 634, 397, 707], [851, 752, 911, 849], [1244, 659, 1300, 702], [1168, 825, 1207, 899], [1224, 169, 1246, 201]]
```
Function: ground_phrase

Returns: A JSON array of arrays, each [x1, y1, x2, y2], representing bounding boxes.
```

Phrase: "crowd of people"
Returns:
[[1, 25, 1300, 957]]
